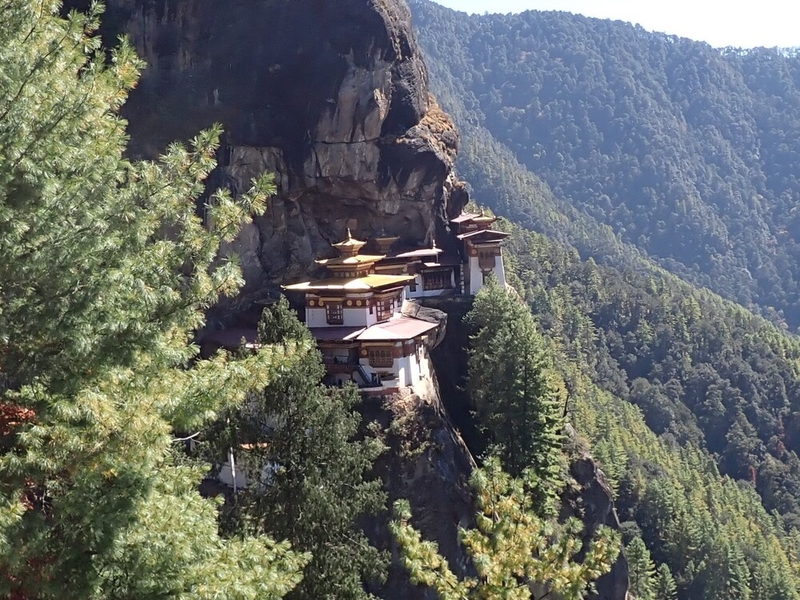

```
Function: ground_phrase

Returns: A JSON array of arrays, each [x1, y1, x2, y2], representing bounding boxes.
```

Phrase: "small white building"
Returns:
[[352, 315, 437, 392], [450, 212, 510, 295]]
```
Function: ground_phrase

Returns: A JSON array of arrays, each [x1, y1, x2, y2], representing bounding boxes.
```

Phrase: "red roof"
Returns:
[[356, 316, 438, 341], [308, 326, 365, 342]]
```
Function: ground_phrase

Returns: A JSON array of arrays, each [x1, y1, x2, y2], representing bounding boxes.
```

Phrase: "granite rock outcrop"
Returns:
[[79, 0, 468, 294], [362, 383, 476, 599], [567, 452, 630, 600]]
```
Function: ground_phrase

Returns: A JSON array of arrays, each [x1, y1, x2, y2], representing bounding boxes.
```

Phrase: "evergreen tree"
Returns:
[[390, 457, 621, 599], [465, 278, 564, 501], [626, 537, 656, 600], [0, 2, 306, 596], [209, 297, 389, 600], [694, 535, 752, 600], [654, 564, 678, 600]]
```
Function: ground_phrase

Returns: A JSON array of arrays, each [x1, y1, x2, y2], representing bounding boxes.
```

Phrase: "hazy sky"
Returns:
[[430, 0, 800, 49]]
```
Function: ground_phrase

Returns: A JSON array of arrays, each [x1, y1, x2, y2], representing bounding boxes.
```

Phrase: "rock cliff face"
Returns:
[[362, 381, 476, 599], [85, 0, 467, 293], [568, 455, 630, 600]]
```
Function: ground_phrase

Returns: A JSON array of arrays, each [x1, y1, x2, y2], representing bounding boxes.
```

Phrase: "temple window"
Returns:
[[368, 347, 394, 368], [326, 302, 343, 325], [375, 297, 393, 322], [423, 271, 452, 291], [478, 249, 496, 270]]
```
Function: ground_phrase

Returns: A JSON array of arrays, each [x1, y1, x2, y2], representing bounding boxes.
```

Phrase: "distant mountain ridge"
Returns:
[[410, 0, 800, 329]]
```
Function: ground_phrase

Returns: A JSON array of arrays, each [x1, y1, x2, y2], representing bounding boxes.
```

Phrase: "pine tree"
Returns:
[[695, 534, 752, 600], [207, 297, 389, 600], [390, 457, 621, 599], [654, 563, 678, 600], [465, 278, 564, 503], [626, 537, 656, 600], [0, 2, 307, 596]]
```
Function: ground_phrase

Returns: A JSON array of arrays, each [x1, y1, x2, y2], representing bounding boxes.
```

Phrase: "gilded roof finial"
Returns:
[[346, 227, 353, 241]]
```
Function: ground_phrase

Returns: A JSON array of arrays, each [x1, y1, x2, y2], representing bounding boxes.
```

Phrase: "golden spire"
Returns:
[[332, 228, 367, 257]]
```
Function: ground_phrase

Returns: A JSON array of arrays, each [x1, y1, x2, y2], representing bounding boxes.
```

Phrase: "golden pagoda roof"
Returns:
[[332, 228, 367, 254], [283, 273, 413, 292], [373, 232, 400, 253], [374, 233, 400, 244], [316, 254, 385, 267]]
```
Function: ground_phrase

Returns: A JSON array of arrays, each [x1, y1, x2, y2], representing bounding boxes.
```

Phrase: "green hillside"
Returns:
[[409, 1, 800, 595], [410, 0, 800, 329], [502, 220, 800, 598]]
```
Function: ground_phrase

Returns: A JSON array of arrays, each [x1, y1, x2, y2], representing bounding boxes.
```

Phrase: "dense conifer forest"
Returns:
[[410, 0, 800, 328], [503, 220, 800, 598], [410, 0, 800, 596]]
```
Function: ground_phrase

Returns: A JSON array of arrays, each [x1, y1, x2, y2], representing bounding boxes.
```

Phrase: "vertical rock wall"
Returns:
[[78, 0, 468, 295]]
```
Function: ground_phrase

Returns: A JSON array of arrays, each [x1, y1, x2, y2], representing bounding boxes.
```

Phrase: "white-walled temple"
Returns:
[[283, 230, 438, 395], [206, 210, 509, 397], [281, 211, 509, 394], [450, 211, 510, 295]]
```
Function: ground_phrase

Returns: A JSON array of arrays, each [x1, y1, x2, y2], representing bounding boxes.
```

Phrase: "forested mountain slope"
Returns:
[[500, 219, 800, 598], [406, 2, 800, 594], [410, 0, 800, 328]]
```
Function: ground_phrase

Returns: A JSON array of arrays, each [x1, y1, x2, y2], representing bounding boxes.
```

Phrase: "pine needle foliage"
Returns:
[[390, 457, 621, 599], [206, 297, 389, 600], [465, 277, 565, 506], [0, 1, 307, 596], [654, 563, 678, 600], [626, 537, 656, 600]]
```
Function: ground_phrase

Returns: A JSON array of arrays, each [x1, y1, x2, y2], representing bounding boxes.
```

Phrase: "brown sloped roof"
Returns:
[[356, 316, 438, 341], [455, 229, 511, 241]]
